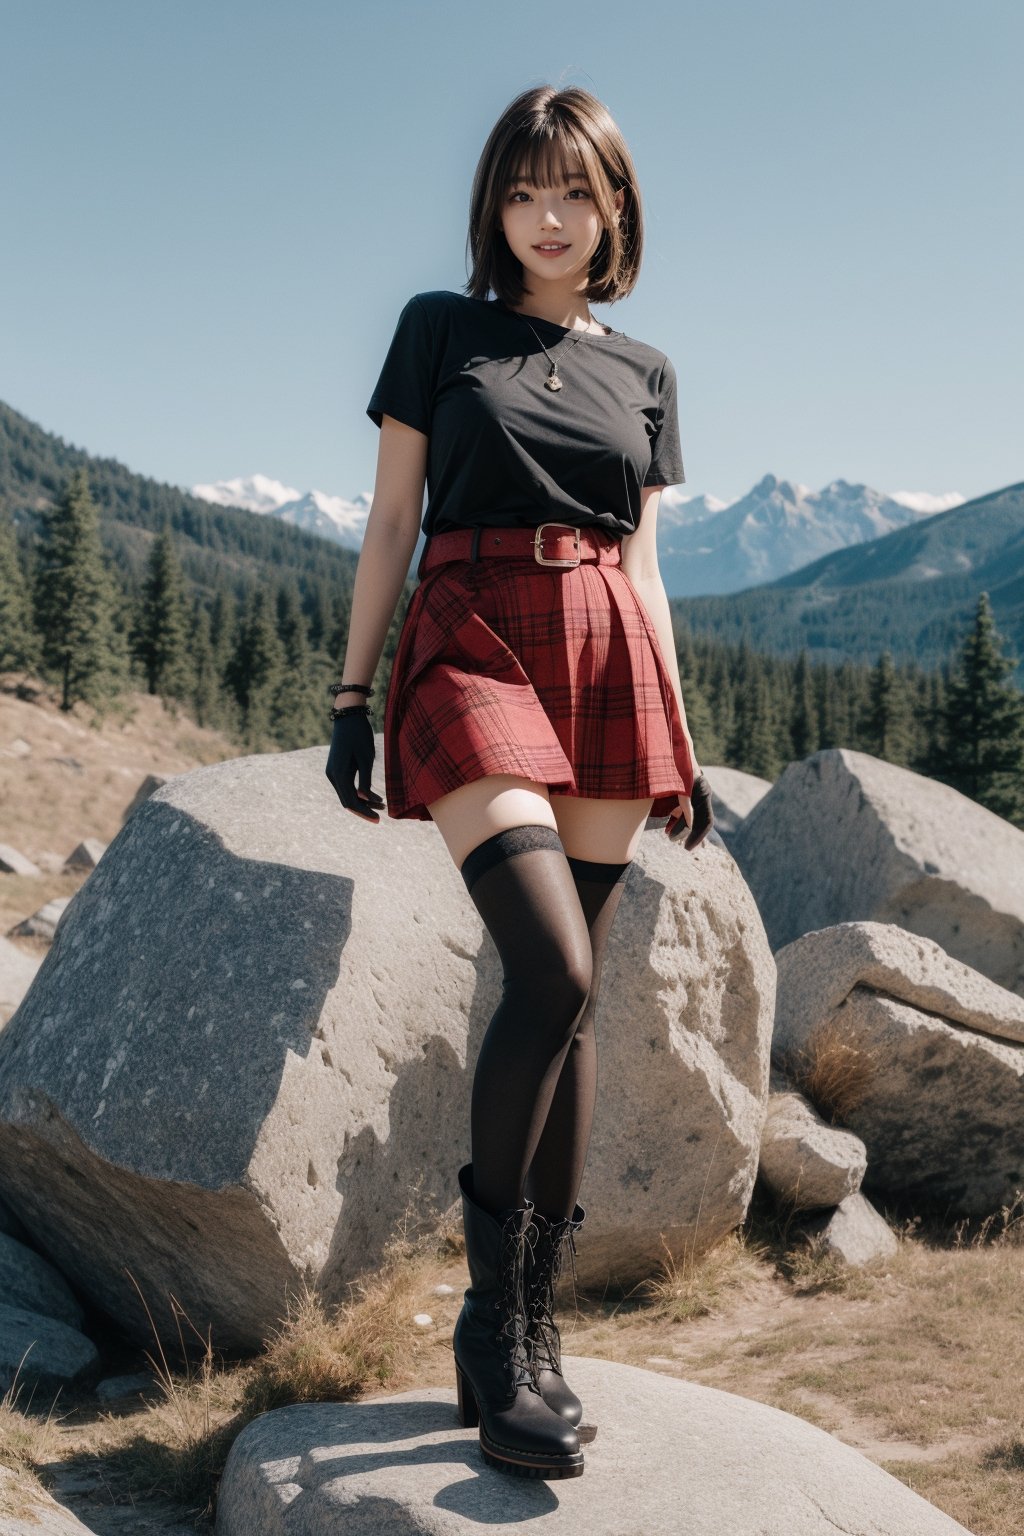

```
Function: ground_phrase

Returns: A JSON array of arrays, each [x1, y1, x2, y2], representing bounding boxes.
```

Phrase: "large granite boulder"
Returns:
[[730, 748, 1024, 994], [0, 740, 773, 1352], [214, 1355, 972, 1535], [775, 921, 1024, 1215], [699, 764, 772, 839]]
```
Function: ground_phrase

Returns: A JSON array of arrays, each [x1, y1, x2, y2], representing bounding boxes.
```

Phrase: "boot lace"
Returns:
[[527, 1216, 580, 1378], [493, 1213, 540, 1400]]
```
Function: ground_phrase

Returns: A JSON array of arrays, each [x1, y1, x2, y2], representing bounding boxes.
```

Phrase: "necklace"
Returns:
[[509, 307, 605, 392]]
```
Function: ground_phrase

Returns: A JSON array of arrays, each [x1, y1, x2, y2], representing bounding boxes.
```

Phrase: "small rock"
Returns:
[[94, 1370, 159, 1402], [758, 1088, 867, 1210], [0, 1302, 99, 1399], [63, 839, 108, 872], [9, 896, 72, 942], [0, 844, 41, 877], [799, 1191, 900, 1267], [432, 1284, 455, 1296], [412, 1313, 433, 1327]]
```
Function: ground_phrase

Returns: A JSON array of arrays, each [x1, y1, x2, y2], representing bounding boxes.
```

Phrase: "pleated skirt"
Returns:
[[382, 527, 697, 822]]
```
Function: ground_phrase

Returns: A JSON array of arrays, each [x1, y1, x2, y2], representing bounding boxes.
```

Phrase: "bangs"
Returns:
[[505, 127, 598, 192]]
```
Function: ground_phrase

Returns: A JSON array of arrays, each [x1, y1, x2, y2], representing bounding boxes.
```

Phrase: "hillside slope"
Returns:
[[675, 480, 1024, 675]]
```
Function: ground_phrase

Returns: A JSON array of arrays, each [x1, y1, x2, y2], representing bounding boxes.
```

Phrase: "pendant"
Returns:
[[545, 367, 563, 392]]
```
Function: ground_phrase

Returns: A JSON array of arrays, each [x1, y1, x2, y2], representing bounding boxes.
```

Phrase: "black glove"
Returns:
[[668, 772, 714, 851], [325, 713, 386, 822]]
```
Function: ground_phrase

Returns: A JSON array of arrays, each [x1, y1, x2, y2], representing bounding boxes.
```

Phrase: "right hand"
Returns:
[[325, 712, 386, 823]]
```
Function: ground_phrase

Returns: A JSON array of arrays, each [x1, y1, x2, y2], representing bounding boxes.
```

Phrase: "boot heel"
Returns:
[[455, 1362, 479, 1428]]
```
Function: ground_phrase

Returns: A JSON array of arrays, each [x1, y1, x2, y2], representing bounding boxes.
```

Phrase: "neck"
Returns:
[[502, 284, 605, 335]]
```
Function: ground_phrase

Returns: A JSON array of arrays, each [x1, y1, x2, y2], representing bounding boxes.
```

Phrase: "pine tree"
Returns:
[[31, 467, 130, 709], [861, 650, 912, 764], [225, 585, 286, 751], [189, 599, 222, 730], [271, 577, 325, 748], [791, 648, 819, 759], [937, 593, 1024, 823], [134, 520, 196, 704], [0, 512, 42, 675]]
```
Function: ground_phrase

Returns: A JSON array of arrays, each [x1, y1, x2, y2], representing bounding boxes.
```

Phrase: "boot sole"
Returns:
[[456, 1363, 585, 1479]]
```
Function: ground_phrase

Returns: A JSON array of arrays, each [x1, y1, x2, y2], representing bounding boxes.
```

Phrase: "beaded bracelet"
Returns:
[[328, 682, 375, 697], [329, 702, 373, 721]]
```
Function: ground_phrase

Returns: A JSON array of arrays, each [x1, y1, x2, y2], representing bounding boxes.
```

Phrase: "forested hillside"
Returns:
[[675, 481, 1024, 680]]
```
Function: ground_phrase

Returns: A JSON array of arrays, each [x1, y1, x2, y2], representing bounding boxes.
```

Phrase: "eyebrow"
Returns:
[[510, 172, 589, 185]]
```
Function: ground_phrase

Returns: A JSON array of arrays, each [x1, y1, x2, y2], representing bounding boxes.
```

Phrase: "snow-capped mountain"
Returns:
[[655, 475, 964, 596], [190, 472, 964, 596], [190, 474, 374, 553]]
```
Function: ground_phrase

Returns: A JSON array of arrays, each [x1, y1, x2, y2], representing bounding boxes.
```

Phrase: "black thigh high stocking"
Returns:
[[524, 854, 631, 1220], [459, 824, 593, 1218]]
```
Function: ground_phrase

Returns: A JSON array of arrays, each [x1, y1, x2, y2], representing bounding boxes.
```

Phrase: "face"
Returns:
[[499, 157, 624, 295]]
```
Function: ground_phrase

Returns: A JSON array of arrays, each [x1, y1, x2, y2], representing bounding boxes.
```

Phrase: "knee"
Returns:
[[504, 943, 592, 1037]]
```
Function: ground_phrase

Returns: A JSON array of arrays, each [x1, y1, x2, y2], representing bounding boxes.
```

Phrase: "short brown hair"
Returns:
[[464, 85, 643, 308]]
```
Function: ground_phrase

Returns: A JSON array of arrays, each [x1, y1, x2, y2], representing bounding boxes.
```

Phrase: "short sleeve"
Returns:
[[365, 294, 437, 436], [643, 354, 686, 487]]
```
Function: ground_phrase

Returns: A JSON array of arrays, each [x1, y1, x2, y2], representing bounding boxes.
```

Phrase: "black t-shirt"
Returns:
[[365, 289, 685, 539]]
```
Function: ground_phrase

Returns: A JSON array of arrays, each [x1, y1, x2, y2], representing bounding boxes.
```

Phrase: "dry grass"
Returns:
[[0, 1353, 66, 1519], [778, 1014, 883, 1123]]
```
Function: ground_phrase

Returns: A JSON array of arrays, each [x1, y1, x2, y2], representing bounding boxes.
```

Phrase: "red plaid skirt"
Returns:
[[382, 525, 697, 821]]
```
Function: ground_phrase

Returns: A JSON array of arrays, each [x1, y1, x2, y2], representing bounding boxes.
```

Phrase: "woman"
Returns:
[[326, 84, 714, 1480]]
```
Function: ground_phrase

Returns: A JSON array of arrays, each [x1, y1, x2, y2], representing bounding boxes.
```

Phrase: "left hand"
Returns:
[[666, 772, 714, 851]]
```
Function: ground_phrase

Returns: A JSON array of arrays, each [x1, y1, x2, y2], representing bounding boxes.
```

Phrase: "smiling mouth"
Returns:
[[534, 242, 570, 251]]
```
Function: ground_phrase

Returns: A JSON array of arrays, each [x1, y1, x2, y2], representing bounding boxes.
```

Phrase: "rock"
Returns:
[[0, 936, 41, 1026], [799, 1192, 899, 1267], [94, 1370, 158, 1402], [0, 1467, 96, 1534], [775, 922, 1024, 1215], [8, 896, 72, 942], [0, 742, 774, 1352], [758, 1089, 867, 1210], [0, 1195, 28, 1241], [214, 1355, 971, 1535], [0, 1232, 84, 1329], [0, 1302, 99, 1398], [730, 748, 1024, 994], [3, 736, 32, 757], [0, 844, 41, 877], [62, 839, 107, 872], [775, 920, 1024, 1049], [700, 765, 772, 838], [121, 772, 176, 824]]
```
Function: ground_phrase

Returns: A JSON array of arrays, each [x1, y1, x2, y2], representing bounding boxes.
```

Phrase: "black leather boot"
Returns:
[[453, 1164, 584, 1478], [525, 1204, 597, 1444]]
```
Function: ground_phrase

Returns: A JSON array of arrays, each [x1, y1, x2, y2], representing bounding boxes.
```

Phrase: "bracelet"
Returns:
[[328, 681, 374, 697], [329, 703, 372, 720]]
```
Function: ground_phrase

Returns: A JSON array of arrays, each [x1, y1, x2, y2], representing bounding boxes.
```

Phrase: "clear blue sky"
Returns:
[[1, 0, 1020, 505]]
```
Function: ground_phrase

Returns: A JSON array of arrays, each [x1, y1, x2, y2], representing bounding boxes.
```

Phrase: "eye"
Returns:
[[566, 188, 590, 199]]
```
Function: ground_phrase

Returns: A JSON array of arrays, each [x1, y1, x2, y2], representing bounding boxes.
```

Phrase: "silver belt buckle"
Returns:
[[533, 522, 581, 568]]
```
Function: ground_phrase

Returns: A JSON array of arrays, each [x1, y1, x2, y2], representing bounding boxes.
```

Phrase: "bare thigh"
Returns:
[[426, 775, 654, 870], [549, 792, 654, 862], [426, 775, 557, 870]]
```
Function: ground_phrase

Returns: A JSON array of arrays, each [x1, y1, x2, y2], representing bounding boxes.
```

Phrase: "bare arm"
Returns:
[[620, 485, 700, 773], [333, 415, 428, 704]]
